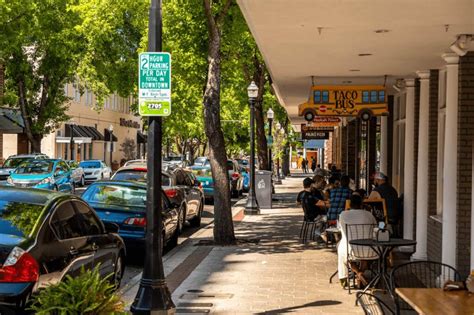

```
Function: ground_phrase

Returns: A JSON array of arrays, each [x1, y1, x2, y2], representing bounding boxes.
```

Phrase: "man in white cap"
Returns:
[[368, 172, 400, 236]]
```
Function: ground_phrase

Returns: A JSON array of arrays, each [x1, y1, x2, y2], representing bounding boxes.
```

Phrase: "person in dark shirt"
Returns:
[[368, 172, 400, 235], [297, 177, 326, 221]]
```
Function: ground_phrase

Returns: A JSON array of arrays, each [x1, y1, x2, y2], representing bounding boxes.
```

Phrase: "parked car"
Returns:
[[123, 159, 147, 167], [228, 159, 244, 197], [111, 164, 204, 229], [193, 156, 210, 166], [0, 154, 48, 184], [67, 160, 85, 187], [7, 159, 74, 192], [81, 181, 179, 249], [0, 187, 125, 312], [190, 166, 214, 202], [79, 160, 112, 183]]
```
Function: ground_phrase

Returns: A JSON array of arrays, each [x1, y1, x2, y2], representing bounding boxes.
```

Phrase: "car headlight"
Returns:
[[38, 177, 54, 185], [6, 177, 13, 185], [94, 170, 100, 175]]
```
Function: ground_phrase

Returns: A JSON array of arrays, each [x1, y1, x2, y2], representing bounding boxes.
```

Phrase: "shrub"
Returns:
[[29, 266, 125, 315]]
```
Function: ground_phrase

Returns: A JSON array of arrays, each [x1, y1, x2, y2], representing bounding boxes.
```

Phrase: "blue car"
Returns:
[[7, 159, 74, 192], [190, 166, 214, 201], [82, 181, 180, 250]]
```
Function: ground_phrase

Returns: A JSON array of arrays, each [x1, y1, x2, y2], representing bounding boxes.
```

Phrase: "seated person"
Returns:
[[337, 194, 377, 287], [297, 178, 327, 241]]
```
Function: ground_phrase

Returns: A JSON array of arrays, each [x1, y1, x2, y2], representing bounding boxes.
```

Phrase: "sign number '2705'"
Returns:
[[138, 52, 171, 116]]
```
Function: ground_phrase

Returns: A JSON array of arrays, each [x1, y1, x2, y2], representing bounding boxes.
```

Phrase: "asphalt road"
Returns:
[[75, 185, 242, 288]]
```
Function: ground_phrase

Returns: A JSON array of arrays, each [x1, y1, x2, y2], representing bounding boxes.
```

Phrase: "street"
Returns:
[[74, 185, 243, 289]]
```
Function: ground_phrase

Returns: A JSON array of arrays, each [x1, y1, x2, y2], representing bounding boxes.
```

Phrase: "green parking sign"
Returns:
[[138, 52, 171, 116]]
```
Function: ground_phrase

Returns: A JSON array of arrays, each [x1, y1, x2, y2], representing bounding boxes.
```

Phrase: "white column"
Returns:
[[392, 121, 399, 190], [442, 53, 459, 267], [380, 116, 388, 174], [403, 79, 416, 240], [413, 71, 430, 260]]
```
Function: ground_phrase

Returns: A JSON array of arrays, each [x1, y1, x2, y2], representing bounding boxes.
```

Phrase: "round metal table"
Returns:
[[349, 238, 417, 293]]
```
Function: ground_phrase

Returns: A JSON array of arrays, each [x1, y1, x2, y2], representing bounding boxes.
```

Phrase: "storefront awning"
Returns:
[[0, 108, 24, 134], [56, 137, 92, 144], [104, 128, 118, 142], [65, 124, 104, 141], [137, 131, 147, 144]]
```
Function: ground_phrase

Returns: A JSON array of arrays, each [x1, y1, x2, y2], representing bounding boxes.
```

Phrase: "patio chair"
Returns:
[[390, 261, 461, 315], [344, 223, 378, 294], [299, 216, 326, 243], [356, 292, 395, 315]]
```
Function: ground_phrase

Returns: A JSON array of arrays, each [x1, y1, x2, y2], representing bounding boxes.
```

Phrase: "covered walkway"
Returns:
[[238, 0, 474, 277]]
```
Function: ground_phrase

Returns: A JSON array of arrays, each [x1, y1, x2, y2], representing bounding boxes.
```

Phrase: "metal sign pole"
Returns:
[[131, 0, 175, 313]]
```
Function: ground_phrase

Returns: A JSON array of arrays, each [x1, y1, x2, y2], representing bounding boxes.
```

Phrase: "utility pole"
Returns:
[[131, 0, 175, 313]]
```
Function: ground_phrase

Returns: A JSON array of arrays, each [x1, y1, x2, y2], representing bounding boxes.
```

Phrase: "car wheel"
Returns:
[[177, 205, 186, 234], [112, 254, 124, 290], [80, 175, 85, 187], [189, 201, 203, 227]]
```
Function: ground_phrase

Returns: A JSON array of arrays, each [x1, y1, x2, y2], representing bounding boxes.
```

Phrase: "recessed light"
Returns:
[[374, 29, 390, 33], [342, 80, 353, 84], [349, 69, 360, 72], [358, 53, 372, 56]]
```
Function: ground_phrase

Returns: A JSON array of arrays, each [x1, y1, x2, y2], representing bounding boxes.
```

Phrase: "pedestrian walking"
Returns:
[[303, 158, 309, 173], [311, 157, 316, 173]]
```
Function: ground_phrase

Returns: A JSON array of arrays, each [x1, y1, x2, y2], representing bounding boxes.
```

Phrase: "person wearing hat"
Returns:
[[368, 172, 400, 235]]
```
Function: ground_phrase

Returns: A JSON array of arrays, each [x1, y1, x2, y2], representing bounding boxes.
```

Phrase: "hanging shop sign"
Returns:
[[298, 85, 389, 120], [301, 125, 330, 140], [312, 116, 341, 127], [300, 124, 334, 133]]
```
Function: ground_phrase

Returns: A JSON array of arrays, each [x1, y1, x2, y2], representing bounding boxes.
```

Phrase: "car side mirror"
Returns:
[[103, 222, 119, 234]]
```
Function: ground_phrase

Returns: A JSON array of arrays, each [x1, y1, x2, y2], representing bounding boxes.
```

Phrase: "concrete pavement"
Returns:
[[123, 174, 363, 314]]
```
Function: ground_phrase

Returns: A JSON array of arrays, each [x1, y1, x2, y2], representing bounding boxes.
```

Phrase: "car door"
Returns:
[[39, 201, 95, 285], [162, 192, 178, 241], [174, 169, 195, 218], [72, 200, 117, 278], [101, 162, 111, 178], [184, 171, 201, 217]]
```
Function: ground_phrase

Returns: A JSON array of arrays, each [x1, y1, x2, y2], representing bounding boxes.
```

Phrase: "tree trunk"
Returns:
[[203, 0, 235, 245], [255, 99, 268, 170]]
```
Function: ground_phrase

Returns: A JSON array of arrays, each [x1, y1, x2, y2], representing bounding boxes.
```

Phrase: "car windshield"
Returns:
[[112, 170, 171, 186], [3, 157, 31, 169], [15, 160, 53, 174], [0, 200, 44, 238], [191, 167, 212, 178], [83, 184, 147, 209], [194, 157, 207, 165], [80, 161, 101, 169]]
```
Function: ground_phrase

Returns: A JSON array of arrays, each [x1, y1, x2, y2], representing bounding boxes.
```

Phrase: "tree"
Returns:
[[202, 0, 235, 245], [120, 138, 137, 161], [0, 0, 148, 152]]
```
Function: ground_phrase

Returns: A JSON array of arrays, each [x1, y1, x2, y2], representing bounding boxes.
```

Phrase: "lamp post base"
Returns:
[[131, 279, 175, 314], [244, 193, 260, 215]]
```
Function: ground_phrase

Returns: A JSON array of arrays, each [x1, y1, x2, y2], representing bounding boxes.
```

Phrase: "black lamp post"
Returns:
[[131, 0, 175, 313], [266, 108, 274, 172], [245, 81, 260, 215], [108, 124, 114, 168], [69, 120, 76, 161]]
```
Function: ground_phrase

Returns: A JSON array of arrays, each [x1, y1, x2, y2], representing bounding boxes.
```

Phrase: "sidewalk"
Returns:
[[123, 175, 362, 314]]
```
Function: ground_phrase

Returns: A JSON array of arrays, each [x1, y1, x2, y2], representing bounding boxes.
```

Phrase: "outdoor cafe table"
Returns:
[[349, 238, 417, 293], [395, 288, 474, 315]]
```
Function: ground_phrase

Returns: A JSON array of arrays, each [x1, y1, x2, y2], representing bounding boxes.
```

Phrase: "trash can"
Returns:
[[255, 170, 272, 209]]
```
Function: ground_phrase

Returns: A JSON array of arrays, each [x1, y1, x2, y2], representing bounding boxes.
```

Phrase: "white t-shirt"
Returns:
[[338, 209, 378, 260]]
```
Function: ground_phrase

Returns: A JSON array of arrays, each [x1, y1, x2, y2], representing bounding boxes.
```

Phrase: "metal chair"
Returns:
[[299, 217, 326, 243], [390, 261, 461, 315], [356, 292, 395, 315], [344, 223, 378, 293]]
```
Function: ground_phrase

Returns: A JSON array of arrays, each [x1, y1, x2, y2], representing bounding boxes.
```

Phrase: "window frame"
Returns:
[[49, 201, 86, 241]]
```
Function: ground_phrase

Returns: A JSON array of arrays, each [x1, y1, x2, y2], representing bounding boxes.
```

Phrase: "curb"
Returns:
[[119, 197, 247, 298]]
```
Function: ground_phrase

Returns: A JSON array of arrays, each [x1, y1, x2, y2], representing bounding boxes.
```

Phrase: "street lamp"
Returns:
[[108, 124, 114, 168], [266, 108, 274, 172], [245, 81, 260, 215], [69, 119, 76, 161], [131, 0, 175, 313]]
